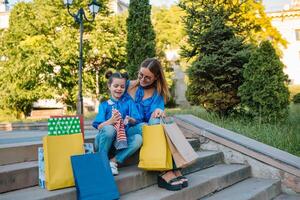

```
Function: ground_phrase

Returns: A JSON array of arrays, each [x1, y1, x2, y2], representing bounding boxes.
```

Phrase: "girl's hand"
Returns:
[[109, 111, 121, 124], [151, 109, 165, 118]]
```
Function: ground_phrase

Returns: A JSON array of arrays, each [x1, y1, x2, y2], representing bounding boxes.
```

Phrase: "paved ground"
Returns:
[[0, 129, 98, 145]]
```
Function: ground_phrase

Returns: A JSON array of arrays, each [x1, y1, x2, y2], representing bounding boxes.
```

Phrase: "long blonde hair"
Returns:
[[137, 58, 170, 103]]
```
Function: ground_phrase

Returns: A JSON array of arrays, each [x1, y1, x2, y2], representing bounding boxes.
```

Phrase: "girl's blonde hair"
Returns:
[[137, 58, 170, 103]]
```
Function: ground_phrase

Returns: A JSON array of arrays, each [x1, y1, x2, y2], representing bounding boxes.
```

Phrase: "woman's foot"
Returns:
[[174, 169, 188, 188], [157, 171, 182, 191]]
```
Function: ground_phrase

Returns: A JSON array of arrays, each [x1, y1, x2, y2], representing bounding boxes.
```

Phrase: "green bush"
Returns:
[[180, 2, 250, 115], [238, 41, 290, 123], [292, 93, 300, 104]]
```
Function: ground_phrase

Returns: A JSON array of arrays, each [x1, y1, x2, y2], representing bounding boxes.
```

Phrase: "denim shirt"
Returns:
[[92, 96, 141, 130], [125, 81, 164, 123]]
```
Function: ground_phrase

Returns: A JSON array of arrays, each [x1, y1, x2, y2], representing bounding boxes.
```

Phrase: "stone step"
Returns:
[[0, 161, 37, 193], [121, 164, 251, 200], [0, 151, 223, 199], [0, 136, 94, 166], [0, 134, 200, 166], [274, 194, 300, 200], [201, 178, 281, 200]]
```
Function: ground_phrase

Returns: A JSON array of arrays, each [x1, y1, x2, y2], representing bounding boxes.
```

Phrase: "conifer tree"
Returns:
[[180, 1, 250, 115], [238, 41, 290, 123], [126, 0, 156, 78]]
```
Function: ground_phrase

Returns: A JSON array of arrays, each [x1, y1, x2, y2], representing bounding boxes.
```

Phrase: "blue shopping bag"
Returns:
[[71, 151, 120, 200]]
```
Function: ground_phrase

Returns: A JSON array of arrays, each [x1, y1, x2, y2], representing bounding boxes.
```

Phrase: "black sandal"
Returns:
[[176, 176, 188, 188], [157, 173, 182, 191]]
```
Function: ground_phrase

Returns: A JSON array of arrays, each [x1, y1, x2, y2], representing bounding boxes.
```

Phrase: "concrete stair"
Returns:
[[0, 137, 200, 194], [0, 150, 223, 199], [274, 194, 300, 200], [0, 161, 38, 193], [201, 178, 281, 200], [0, 127, 293, 200], [121, 164, 251, 200]]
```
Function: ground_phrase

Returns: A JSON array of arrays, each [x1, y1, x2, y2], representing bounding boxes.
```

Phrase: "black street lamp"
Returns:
[[64, 0, 100, 115]]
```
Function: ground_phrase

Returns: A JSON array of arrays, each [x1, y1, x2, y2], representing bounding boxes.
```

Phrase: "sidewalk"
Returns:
[[0, 129, 97, 145], [0, 120, 94, 131]]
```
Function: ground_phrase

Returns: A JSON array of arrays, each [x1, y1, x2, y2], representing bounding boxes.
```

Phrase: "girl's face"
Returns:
[[108, 78, 126, 100], [138, 67, 157, 87]]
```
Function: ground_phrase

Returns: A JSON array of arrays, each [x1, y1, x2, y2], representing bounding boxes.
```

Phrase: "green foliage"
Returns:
[[238, 41, 290, 123], [0, 0, 125, 118], [152, 6, 186, 106], [227, 0, 287, 53], [126, 0, 156, 79], [292, 93, 300, 104], [180, 1, 251, 115], [87, 14, 128, 99], [152, 6, 185, 53]]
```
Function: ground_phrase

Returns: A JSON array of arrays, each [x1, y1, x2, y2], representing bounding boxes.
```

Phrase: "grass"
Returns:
[[166, 104, 300, 157]]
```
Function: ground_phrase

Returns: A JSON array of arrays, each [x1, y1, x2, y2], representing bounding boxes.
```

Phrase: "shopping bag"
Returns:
[[83, 143, 94, 154], [48, 115, 83, 136], [71, 151, 120, 200], [43, 134, 85, 190], [38, 143, 94, 189], [38, 147, 45, 189], [162, 121, 198, 168], [138, 124, 173, 171]]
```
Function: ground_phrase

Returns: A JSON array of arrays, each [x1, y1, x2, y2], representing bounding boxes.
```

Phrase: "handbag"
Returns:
[[138, 124, 173, 171], [162, 119, 198, 168], [71, 151, 120, 200], [43, 134, 85, 190]]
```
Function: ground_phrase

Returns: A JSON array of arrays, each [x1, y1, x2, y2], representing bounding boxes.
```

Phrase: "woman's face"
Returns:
[[138, 67, 157, 87]]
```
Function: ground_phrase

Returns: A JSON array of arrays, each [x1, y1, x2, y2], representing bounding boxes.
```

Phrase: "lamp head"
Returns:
[[88, 0, 100, 15], [63, 0, 73, 6]]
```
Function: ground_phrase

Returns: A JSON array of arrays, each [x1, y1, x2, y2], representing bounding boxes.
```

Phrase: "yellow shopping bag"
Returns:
[[138, 124, 173, 171], [43, 134, 84, 190]]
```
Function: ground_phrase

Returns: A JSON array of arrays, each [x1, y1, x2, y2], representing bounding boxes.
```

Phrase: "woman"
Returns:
[[125, 58, 188, 191]]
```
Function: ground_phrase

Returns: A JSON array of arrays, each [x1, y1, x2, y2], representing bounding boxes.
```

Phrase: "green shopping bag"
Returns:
[[48, 116, 81, 136]]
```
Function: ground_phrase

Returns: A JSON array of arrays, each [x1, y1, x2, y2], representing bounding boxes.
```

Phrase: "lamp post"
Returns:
[[64, 0, 100, 115]]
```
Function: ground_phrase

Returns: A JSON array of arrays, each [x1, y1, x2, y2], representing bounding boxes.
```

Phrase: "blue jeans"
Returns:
[[94, 123, 144, 163]]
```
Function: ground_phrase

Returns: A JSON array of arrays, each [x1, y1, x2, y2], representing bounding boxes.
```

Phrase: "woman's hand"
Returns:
[[151, 108, 165, 118], [125, 116, 136, 125]]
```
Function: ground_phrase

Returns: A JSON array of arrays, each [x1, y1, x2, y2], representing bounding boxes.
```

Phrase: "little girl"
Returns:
[[93, 71, 142, 175]]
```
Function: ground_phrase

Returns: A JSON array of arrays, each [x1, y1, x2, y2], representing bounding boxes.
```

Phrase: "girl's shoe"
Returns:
[[157, 174, 182, 191], [109, 161, 118, 175], [177, 176, 188, 188]]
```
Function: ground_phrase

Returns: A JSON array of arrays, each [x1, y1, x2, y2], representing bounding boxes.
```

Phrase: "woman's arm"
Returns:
[[150, 94, 165, 118]]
